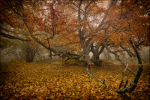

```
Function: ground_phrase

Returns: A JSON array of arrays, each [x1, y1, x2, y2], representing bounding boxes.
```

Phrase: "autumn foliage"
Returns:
[[0, 62, 149, 99], [0, 0, 150, 99], [0, 0, 149, 55]]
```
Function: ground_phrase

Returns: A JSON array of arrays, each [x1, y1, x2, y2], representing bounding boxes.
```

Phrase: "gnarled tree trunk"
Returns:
[[91, 43, 105, 66]]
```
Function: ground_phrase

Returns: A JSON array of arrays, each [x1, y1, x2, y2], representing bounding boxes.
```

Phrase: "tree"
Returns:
[[22, 42, 38, 62], [0, 0, 149, 94]]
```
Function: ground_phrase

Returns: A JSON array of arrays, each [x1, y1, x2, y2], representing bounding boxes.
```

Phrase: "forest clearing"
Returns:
[[0, 0, 150, 99], [0, 61, 149, 99]]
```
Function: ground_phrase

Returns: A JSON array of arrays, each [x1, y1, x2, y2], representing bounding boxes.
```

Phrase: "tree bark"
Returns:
[[91, 44, 105, 66], [116, 38, 143, 94]]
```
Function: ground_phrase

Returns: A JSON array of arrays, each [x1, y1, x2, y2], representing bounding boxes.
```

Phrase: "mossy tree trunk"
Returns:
[[116, 38, 143, 94]]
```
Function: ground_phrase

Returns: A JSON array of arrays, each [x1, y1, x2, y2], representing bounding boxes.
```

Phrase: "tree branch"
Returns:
[[0, 32, 28, 41], [116, 38, 143, 94]]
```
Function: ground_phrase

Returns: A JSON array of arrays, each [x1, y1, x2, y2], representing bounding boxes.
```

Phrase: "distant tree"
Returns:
[[22, 42, 38, 62]]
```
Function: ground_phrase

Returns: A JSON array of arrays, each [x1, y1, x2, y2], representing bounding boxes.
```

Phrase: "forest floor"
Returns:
[[0, 60, 149, 99]]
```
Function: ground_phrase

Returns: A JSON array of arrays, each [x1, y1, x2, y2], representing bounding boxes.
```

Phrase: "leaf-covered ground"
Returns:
[[0, 61, 149, 99]]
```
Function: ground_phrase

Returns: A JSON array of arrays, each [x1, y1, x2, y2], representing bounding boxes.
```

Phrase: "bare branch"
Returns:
[[120, 45, 136, 57], [86, 64, 109, 87], [105, 46, 136, 76], [78, 0, 82, 21], [0, 32, 28, 41]]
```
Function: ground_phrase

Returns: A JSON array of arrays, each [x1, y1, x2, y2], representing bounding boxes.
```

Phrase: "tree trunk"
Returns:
[[91, 44, 105, 66], [116, 38, 143, 94], [92, 54, 102, 66]]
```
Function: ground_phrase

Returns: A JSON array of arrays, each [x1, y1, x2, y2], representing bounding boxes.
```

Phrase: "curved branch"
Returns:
[[105, 46, 135, 75], [120, 45, 135, 57], [116, 38, 143, 94], [86, 64, 109, 87]]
